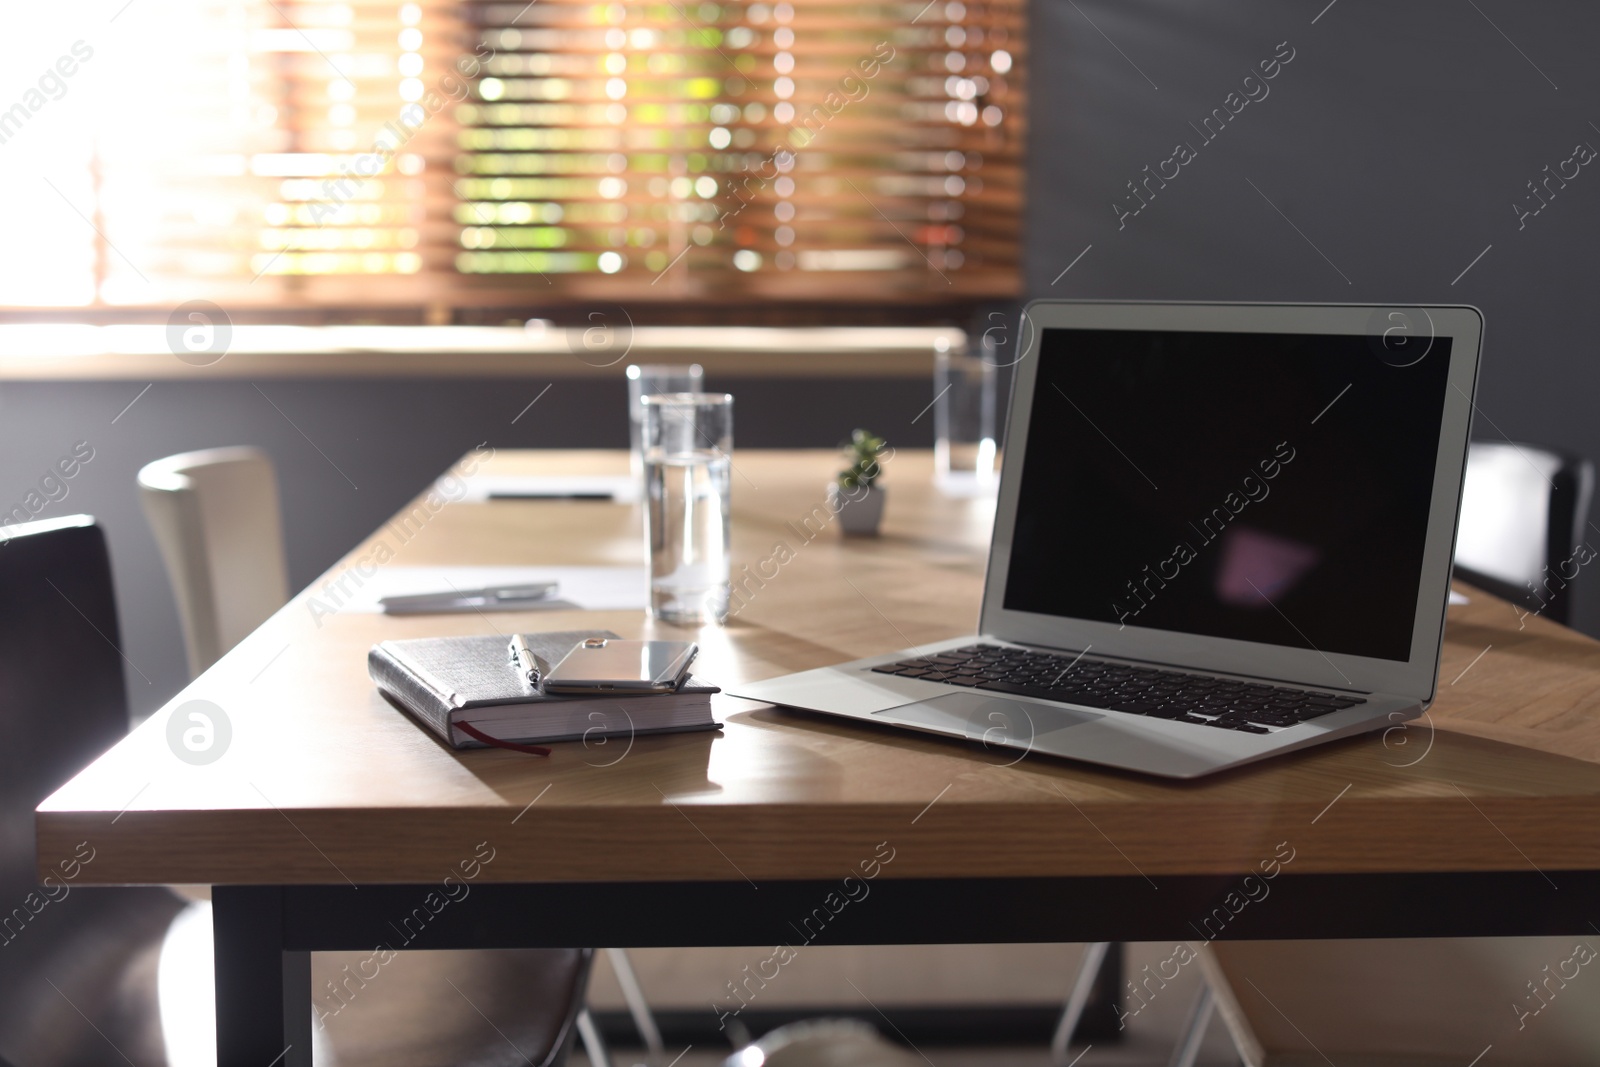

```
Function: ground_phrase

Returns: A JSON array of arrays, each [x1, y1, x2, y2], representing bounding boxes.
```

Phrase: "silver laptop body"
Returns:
[[733, 302, 1483, 778]]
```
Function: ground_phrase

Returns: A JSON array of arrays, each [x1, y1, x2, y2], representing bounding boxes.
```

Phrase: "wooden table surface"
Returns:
[[37, 449, 1600, 886]]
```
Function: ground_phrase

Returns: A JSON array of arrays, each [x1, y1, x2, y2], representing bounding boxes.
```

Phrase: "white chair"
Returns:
[[1454, 440, 1594, 626], [137, 447, 291, 677]]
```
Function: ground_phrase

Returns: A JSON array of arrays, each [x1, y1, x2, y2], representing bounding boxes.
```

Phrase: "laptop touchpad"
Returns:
[[874, 692, 1101, 745]]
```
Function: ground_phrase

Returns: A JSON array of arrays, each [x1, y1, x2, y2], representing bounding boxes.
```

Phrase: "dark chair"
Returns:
[[1453, 440, 1594, 626], [0, 515, 186, 1066], [1, 515, 594, 1066]]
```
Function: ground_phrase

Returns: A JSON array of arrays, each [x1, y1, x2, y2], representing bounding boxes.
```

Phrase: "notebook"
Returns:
[[369, 629, 719, 750]]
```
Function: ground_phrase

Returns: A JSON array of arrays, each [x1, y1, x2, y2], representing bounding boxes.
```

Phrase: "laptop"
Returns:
[[732, 302, 1483, 778]]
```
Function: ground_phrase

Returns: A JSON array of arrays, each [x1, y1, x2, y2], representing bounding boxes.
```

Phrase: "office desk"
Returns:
[[37, 449, 1600, 1065]]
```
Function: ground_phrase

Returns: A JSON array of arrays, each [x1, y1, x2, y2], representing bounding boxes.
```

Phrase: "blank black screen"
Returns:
[[1002, 328, 1452, 661]]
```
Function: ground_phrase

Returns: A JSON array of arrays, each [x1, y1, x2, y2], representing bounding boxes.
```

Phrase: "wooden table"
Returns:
[[37, 449, 1600, 1066]]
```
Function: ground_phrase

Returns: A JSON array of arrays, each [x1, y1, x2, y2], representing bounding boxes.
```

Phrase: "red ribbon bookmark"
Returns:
[[454, 720, 552, 756]]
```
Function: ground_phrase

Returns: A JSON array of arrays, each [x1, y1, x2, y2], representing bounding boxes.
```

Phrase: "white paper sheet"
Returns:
[[338, 565, 648, 614]]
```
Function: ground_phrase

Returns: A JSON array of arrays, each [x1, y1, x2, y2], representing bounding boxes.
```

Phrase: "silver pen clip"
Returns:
[[508, 633, 542, 690]]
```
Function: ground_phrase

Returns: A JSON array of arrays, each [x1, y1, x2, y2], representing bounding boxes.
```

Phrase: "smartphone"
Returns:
[[542, 638, 698, 693]]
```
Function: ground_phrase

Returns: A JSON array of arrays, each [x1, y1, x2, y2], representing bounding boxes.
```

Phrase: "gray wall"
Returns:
[[1025, 0, 1600, 632], [9, 0, 1600, 716]]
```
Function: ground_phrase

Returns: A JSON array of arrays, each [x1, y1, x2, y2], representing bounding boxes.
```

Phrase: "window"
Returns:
[[3, 0, 1025, 311]]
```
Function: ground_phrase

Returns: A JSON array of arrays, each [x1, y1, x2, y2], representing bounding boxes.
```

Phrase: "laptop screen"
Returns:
[[1003, 327, 1454, 662]]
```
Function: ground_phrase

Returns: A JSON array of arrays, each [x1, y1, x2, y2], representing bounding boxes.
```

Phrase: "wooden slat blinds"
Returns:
[[12, 0, 1025, 311]]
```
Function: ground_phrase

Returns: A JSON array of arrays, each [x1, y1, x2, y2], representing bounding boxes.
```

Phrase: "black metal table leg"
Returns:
[[1081, 941, 1124, 1039], [213, 886, 312, 1067]]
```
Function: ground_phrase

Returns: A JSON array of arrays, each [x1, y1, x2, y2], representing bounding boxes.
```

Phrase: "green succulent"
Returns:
[[837, 429, 888, 491]]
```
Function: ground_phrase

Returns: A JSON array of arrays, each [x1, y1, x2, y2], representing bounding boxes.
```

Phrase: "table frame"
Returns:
[[215, 870, 1600, 1065]]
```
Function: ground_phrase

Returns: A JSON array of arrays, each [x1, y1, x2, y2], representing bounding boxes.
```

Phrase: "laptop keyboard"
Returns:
[[870, 644, 1366, 733]]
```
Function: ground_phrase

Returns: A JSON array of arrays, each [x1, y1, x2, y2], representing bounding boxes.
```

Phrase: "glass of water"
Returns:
[[642, 393, 733, 626], [627, 363, 703, 486], [933, 345, 999, 494]]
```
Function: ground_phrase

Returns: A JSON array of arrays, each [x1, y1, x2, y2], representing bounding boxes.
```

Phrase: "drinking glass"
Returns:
[[933, 346, 999, 494], [642, 393, 733, 625], [627, 363, 703, 485]]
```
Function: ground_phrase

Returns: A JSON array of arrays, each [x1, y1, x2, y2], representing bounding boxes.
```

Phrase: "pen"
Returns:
[[380, 581, 558, 615], [508, 633, 542, 689], [488, 491, 615, 501]]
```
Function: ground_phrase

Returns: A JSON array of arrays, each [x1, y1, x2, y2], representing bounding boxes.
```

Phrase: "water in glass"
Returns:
[[645, 447, 731, 624]]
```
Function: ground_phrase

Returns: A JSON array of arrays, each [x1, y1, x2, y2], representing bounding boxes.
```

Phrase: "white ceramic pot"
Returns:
[[829, 483, 885, 536]]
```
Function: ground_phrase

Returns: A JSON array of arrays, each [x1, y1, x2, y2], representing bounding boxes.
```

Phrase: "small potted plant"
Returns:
[[829, 429, 889, 536]]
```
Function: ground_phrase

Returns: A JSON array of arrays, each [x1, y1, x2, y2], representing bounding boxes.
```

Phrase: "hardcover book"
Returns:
[[369, 630, 718, 749]]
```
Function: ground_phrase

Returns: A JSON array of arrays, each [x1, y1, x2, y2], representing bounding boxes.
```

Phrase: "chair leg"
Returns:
[[1049, 941, 1111, 1066], [605, 947, 665, 1065], [576, 1008, 613, 1067], [1168, 984, 1215, 1067]]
